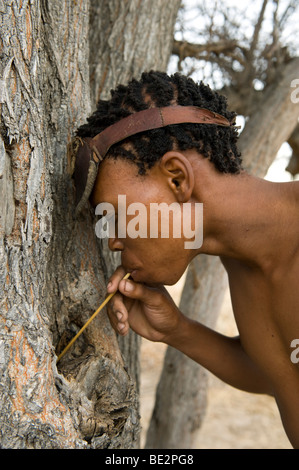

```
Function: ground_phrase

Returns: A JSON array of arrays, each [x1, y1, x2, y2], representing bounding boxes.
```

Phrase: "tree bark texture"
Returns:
[[146, 57, 299, 449], [0, 0, 180, 449], [89, 0, 180, 104]]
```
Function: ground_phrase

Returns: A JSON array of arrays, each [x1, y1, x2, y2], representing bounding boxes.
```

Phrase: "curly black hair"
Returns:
[[76, 70, 242, 175]]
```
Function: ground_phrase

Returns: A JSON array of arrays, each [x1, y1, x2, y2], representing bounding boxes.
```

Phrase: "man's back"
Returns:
[[221, 180, 299, 446]]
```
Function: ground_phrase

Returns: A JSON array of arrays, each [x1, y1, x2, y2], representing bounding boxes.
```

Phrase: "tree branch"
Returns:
[[249, 0, 269, 58], [172, 38, 243, 63]]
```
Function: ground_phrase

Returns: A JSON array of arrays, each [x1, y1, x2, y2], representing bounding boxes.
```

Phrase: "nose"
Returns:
[[108, 236, 125, 252]]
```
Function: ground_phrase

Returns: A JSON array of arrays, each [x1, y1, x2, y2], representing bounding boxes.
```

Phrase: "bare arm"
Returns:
[[165, 317, 273, 395]]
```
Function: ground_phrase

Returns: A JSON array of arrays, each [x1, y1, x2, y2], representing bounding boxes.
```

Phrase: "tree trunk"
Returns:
[[239, 58, 299, 176], [0, 0, 180, 449], [88, 0, 180, 104], [146, 57, 299, 449]]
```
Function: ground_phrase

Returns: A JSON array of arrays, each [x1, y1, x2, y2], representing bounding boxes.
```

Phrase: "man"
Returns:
[[74, 71, 299, 448]]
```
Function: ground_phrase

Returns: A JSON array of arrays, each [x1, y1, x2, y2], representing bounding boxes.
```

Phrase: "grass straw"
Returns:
[[56, 272, 131, 363]]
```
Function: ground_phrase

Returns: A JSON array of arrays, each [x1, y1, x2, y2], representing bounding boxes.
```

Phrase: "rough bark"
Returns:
[[0, 0, 92, 448], [89, 0, 180, 104], [0, 0, 180, 449], [146, 57, 299, 449]]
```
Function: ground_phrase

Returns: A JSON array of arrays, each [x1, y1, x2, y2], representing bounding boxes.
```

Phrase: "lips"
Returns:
[[129, 269, 139, 281], [122, 257, 141, 274], [122, 266, 137, 277], [121, 255, 143, 281], [121, 264, 141, 281]]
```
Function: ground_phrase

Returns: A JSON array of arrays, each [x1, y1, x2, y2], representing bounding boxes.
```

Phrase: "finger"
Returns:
[[107, 293, 130, 335], [110, 293, 129, 323], [106, 265, 127, 293], [118, 278, 162, 307], [117, 321, 130, 336]]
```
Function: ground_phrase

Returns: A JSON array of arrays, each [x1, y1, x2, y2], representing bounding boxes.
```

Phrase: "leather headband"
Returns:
[[71, 105, 232, 215]]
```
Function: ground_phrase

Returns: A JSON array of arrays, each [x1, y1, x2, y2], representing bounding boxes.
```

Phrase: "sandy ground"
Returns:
[[139, 280, 293, 449]]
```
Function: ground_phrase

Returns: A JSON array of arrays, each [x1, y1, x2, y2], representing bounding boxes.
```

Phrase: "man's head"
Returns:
[[76, 70, 242, 176], [74, 71, 242, 285]]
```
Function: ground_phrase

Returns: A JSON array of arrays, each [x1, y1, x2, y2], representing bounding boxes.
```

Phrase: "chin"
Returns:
[[130, 270, 157, 284], [129, 269, 143, 282], [130, 269, 181, 286], [163, 275, 182, 286]]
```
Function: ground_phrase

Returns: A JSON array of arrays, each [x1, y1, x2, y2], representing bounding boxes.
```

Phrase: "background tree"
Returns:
[[0, 0, 180, 449], [146, 0, 299, 448]]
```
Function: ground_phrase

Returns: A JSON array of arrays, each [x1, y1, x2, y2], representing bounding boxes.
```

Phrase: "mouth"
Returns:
[[128, 269, 139, 281], [123, 266, 144, 283], [122, 258, 141, 279], [127, 269, 159, 286]]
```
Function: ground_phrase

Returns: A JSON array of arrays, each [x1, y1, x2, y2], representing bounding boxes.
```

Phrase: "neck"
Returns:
[[192, 161, 298, 270]]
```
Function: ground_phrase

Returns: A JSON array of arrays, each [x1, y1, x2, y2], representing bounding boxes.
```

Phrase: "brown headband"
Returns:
[[70, 105, 232, 215]]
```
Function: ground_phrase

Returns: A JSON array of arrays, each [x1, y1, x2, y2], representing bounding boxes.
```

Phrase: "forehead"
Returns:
[[90, 157, 151, 205]]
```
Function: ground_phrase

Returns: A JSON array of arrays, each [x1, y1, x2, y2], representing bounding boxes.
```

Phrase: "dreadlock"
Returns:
[[76, 71, 242, 175]]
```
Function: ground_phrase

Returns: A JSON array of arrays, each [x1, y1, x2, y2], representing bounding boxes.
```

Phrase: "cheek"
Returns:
[[124, 237, 189, 285], [143, 238, 187, 268]]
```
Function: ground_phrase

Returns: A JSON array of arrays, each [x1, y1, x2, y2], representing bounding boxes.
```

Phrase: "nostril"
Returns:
[[108, 237, 124, 252]]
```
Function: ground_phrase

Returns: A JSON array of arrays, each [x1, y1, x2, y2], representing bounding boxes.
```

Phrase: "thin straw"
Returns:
[[56, 272, 131, 363]]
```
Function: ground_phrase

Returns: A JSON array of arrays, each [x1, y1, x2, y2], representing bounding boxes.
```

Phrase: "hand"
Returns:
[[106, 266, 185, 343]]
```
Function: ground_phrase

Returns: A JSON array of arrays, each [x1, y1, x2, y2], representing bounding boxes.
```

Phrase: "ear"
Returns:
[[159, 151, 194, 202]]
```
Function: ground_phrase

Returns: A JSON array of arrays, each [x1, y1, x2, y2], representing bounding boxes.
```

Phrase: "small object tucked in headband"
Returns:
[[70, 105, 232, 215]]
